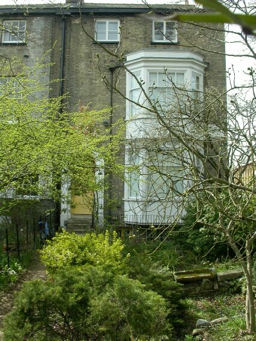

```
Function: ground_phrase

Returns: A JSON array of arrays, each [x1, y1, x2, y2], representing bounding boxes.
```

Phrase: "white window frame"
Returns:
[[152, 21, 177, 43], [2, 20, 26, 44], [95, 19, 120, 42], [148, 70, 186, 112], [124, 50, 206, 224], [126, 149, 141, 199], [145, 150, 185, 200]]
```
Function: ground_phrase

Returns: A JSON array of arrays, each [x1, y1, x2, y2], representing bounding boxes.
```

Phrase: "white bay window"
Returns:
[[124, 50, 206, 224]]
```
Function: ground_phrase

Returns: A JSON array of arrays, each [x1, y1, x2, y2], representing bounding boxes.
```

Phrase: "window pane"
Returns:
[[192, 72, 200, 90], [159, 73, 167, 87], [96, 22, 106, 40], [166, 21, 176, 41], [2, 21, 25, 43], [17, 31, 25, 42], [130, 71, 141, 88], [128, 152, 140, 197], [19, 21, 26, 30], [129, 171, 140, 197], [154, 22, 164, 40], [176, 73, 184, 87], [108, 31, 118, 41], [149, 72, 157, 86], [147, 153, 184, 198], [109, 21, 118, 32], [130, 88, 141, 115]]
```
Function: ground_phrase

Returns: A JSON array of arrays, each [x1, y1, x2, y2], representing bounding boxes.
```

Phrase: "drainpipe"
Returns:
[[55, 15, 67, 230], [107, 65, 122, 224], [59, 16, 66, 100]]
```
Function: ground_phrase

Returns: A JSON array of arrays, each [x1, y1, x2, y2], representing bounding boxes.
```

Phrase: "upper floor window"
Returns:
[[95, 20, 120, 42], [128, 70, 143, 118], [125, 50, 206, 122], [149, 71, 185, 111], [2, 20, 26, 44], [152, 21, 177, 43]]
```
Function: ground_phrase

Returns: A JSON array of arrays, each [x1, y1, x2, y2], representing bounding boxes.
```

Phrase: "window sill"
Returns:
[[0, 42, 27, 46], [93, 41, 119, 44], [151, 41, 178, 45], [123, 198, 144, 202]]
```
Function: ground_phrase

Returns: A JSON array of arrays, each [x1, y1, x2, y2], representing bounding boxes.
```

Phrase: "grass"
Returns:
[[0, 249, 35, 291], [185, 294, 256, 340]]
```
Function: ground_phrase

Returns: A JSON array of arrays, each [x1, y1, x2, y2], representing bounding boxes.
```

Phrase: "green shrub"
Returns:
[[40, 230, 126, 273], [181, 201, 233, 261], [89, 275, 171, 339], [126, 246, 188, 336], [3, 267, 171, 340], [124, 240, 182, 269]]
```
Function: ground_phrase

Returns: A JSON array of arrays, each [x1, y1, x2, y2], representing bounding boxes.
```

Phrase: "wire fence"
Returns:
[[0, 211, 56, 268], [110, 214, 174, 241]]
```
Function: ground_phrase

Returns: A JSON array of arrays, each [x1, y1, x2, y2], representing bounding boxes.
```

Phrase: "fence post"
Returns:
[[26, 220, 29, 247], [33, 218, 36, 249], [49, 211, 52, 236], [5, 228, 10, 268], [15, 223, 21, 261]]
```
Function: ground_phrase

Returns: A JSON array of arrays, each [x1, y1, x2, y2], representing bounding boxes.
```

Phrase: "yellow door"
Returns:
[[71, 194, 93, 215]]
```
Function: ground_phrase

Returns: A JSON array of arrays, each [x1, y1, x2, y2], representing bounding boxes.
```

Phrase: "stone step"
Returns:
[[66, 215, 92, 234]]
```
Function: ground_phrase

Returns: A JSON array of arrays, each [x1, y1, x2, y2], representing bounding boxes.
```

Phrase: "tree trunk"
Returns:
[[245, 240, 255, 334], [224, 225, 255, 334]]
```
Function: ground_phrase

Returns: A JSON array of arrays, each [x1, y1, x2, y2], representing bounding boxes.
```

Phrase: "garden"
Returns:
[[0, 222, 253, 341]]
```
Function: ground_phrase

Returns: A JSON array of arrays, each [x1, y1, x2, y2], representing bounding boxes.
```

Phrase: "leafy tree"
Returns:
[[173, 0, 256, 36], [0, 59, 123, 219]]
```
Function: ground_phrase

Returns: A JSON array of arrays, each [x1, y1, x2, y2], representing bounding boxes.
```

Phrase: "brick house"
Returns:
[[0, 1, 226, 231]]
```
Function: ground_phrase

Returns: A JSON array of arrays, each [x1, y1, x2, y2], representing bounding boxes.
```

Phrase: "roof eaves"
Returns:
[[0, 4, 202, 17]]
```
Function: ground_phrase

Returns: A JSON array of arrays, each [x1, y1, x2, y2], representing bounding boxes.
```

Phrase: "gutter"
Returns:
[[0, 5, 196, 16]]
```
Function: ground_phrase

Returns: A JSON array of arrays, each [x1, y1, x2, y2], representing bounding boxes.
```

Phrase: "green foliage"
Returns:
[[3, 267, 170, 340], [181, 202, 232, 261], [0, 259, 23, 290], [124, 240, 182, 269], [0, 58, 123, 214], [180, 188, 256, 260], [89, 275, 170, 339], [173, 0, 256, 35], [40, 230, 127, 274], [0, 245, 33, 291], [4, 232, 194, 339], [125, 242, 188, 336]]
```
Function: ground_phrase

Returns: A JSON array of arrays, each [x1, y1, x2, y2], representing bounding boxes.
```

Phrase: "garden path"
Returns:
[[0, 253, 46, 340]]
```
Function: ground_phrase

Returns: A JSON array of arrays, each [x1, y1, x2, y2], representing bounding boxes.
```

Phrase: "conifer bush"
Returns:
[[3, 230, 189, 340], [3, 267, 171, 340]]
